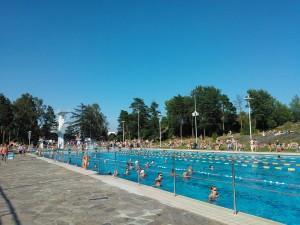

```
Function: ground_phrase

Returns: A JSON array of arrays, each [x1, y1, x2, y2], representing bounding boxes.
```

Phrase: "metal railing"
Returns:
[[40, 148, 300, 216]]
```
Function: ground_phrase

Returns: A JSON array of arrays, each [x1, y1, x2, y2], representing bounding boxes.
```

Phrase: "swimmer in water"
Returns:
[[208, 186, 219, 201], [125, 167, 129, 176], [209, 165, 214, 170], [170, 168, 175, 177], [155, 172, 163, 187], [183, 170, 191, 178], [187, 166, 193, 175], [182, 165, 193, 178], [139, 169, 146, 178], [135, 160, 140, 170]]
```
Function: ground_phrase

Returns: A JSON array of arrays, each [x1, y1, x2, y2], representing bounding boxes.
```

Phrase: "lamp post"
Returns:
[[192, 95, 199, 146], [122, 121, 125, 143], [137, 109, 140, 143], [222, 103, 225, 135], [28, 131, 32, 152], [180, 118, 183, 145], [244, 95, 254, 142], [201, 116, 206, 139], [158, 114, 162, 148]]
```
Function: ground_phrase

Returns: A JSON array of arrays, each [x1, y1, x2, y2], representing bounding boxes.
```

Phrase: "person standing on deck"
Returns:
[[250, 139, 255, 152], [2, 143, 8, 162]]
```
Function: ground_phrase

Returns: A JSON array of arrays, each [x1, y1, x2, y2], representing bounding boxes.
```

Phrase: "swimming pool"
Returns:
[[43, 149, 300, 225]]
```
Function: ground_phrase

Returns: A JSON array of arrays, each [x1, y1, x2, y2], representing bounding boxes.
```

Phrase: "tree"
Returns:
[[247, 89, 276, 130], [272, 101, 292, 126], [191, 86, 237, 136], [234, 95, 244, 131], [40, 106, 57, 140], [247, 89, 291, 130], [83, 104, 108, 139], [290, 95, 300, 122], [220, 94, 239, 134], [146, 101, 161, 140], [117, 110, 130, 140], [165, 95, 193, 137], [117, 99, 162, 140], [129, 98, 150, 139], [12, 93, 41, 143], [67, 103, 108, 140], [67, 103, 85, 138], [34, 97, 46, 128], [0, 94, 13, 143]]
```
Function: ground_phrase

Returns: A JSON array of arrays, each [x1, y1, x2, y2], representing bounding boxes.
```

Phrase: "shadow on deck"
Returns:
[[0, 186, 22, 225]]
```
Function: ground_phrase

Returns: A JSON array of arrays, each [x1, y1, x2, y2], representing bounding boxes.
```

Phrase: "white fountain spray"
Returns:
[[56, 112, 70, 149]]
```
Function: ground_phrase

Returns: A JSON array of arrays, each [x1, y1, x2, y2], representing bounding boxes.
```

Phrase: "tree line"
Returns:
[[0, 93, 108, 144], [117, 86, 300, 141], [0, 93, 57, 144], [1, 86, 300, 145]]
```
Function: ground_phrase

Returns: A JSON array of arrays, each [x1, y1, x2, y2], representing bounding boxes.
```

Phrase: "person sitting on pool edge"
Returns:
[[208, 186, 219, 201], [113, 169, 119, 177], [155, 172, 163, 187]]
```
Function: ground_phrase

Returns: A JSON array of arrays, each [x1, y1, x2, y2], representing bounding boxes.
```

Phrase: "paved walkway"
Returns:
[[0, 155, 223, 225]]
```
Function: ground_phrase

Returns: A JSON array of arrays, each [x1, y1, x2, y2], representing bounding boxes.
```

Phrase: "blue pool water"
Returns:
[[44, 150, 300, 225]]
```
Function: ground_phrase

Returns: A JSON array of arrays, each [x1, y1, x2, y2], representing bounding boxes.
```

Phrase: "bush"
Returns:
[[212, 133, 218, 142]]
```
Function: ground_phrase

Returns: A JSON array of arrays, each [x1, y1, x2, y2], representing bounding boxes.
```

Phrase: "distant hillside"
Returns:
[[157, 122, 300, 151], [219, 122, 300, 147]]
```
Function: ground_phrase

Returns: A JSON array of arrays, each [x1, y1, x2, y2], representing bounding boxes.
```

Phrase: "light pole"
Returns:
[[158, 114, 162, 148], [201, 116, 206, 139], [244, 95, 253, 142], [122, 121, 125, 143], [180, 118, 183, 145], [137, 109, 140, 143], [222, 103, 225, 135], [28, 131, 32, 152], [192, 95, 199, 146]]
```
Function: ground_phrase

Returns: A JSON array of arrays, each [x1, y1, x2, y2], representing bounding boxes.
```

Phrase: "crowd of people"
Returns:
[[29, 129, 300, 154], [0, 142, 27, 163], [161, 137, 300, 152]]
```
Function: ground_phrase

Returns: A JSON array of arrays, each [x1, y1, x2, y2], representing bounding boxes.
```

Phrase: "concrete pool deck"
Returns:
[[0, 155, 282, 225]]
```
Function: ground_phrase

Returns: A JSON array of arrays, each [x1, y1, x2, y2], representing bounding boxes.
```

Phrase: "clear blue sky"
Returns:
[[1, 0, 299, 131]]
